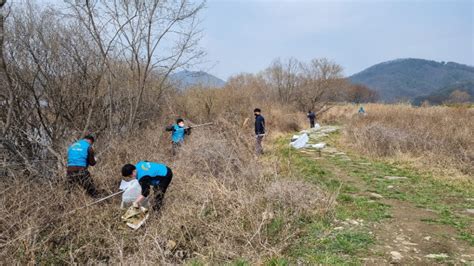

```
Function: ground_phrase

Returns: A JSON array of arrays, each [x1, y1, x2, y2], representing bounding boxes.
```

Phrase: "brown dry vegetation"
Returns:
[[321, 103, 474, 179], [0, 86, 336, 263], [0, 129, 335, 264]]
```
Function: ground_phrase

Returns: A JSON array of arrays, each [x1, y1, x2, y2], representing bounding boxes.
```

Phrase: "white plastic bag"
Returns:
[[120, 179, 147, 208], [290, 133, 309, 149], [291, 135, 300, 142]]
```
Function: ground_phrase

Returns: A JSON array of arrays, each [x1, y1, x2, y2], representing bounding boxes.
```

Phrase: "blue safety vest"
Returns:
[[171, 124, 185, 143], [136, 161, 168, 186], [67, 139, 90, 167]]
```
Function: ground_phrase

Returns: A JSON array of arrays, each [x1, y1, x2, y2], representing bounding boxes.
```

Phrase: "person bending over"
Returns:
[[66, 135, 99, 197], [121, 161, 173, 212]]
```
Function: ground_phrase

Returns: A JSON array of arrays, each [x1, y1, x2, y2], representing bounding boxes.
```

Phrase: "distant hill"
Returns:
[[349, 58, 474, 102], [170, 70, 226, 89], [413, 81, 474, 105]]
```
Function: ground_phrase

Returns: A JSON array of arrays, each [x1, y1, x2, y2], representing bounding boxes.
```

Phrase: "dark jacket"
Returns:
[[255, 115, 265, 135], [307, 112, 316, 121]]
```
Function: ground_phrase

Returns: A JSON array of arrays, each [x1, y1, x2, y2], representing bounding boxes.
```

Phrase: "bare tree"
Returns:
[[67, 0, 205, 131], [1, 0, 205, 175], [264, 58, 300, 104], [0, 0, 12, 138], [345, 83, 378, 103], [297, 58, 345, 112]]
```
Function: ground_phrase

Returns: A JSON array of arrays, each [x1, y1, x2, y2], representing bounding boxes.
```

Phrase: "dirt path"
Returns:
[[294, 127, 474, 264], [368, 198, 473, 264]]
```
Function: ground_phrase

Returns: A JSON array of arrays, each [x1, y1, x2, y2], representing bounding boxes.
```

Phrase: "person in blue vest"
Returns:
[[66, 135, 99, 197], [121, 161, 173, 211], [165, 118, 192, 155]]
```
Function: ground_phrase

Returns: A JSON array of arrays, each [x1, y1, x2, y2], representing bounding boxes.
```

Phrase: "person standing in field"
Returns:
[[121, 161, 173, 212], [307, 110, 316, 128], [254, 108, 265, 155], [66, 135, 99, 197], [165, 118, 192, 155]]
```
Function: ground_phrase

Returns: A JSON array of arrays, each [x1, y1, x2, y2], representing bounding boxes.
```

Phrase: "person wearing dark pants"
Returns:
[[166, 118, 191, 155], [307, 110, 316, 128], [121, 161, 173, 212], [66, 135, 99, 197], [254, 108, 265, 155]]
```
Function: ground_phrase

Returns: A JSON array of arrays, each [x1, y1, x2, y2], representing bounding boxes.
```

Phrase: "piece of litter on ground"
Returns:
[[290, 133, 309, 149], [402, 241, 418, 246], [369, 192, 383, 199], [334, 226, 344, 230], [384, 176, 408, 180], [348, 219, 360, 225], [423, 236, 431, 241], [465, 209, 474, 215], [390, 251, 403, 262], [291, 135, 300, 142], [312, 143, 326, 149], [166, 240, 177, 251], [387, 185, 394, 189], [425, 254, 449, 259]]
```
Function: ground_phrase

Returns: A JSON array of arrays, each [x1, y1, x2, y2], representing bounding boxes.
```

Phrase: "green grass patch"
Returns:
[[323, 137, 474, 246], [265, 216, 285, 239], [265, 257, 290, 266], [290, 220, 374, 265], [336, 195, 391, 222], [227, 259, 251, 266]]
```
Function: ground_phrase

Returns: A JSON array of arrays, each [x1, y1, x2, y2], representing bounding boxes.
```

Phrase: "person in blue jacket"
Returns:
[[121, 161, 173, 211], [165, 118, 192, 155], [66, 135, 99, 197]]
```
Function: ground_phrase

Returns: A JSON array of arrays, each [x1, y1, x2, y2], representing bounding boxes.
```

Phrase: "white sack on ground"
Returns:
[[291, 135, 300, 142], [290, 133, 309, 149]]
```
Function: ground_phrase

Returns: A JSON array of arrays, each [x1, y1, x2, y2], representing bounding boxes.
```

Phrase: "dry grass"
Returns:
[[0, 116, 334, 264], [322, 103, 474, 179]]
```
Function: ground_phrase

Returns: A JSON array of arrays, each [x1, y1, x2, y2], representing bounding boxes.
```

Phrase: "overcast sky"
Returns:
[[200, 0, 473, 80], [31, 0, 474, 80]]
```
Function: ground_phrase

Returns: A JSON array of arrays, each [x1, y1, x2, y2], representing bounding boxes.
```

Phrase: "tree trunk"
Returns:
[[1, 1, 14, 138]]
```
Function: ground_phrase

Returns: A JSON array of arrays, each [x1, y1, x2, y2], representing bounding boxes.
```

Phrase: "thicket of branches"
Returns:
[[1, 0, 204, 175]]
